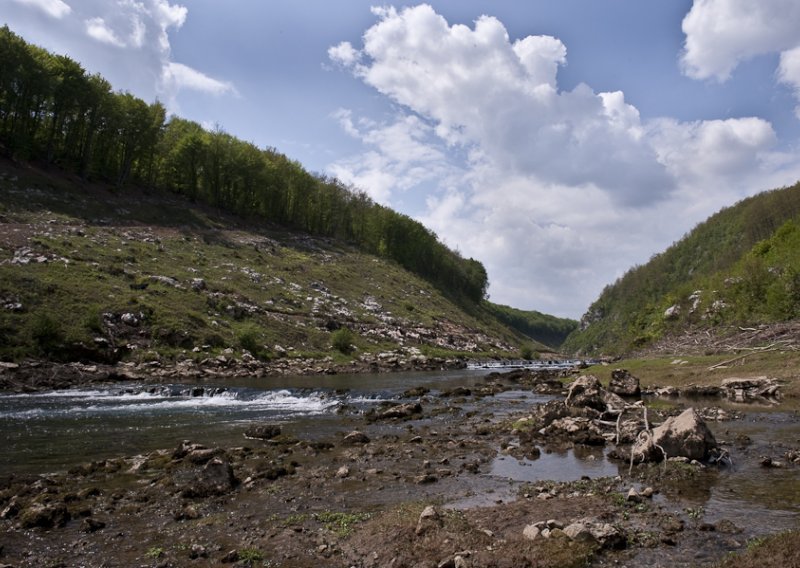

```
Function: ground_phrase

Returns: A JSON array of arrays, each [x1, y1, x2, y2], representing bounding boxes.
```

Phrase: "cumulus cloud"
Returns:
[[330, 4, 674, 207], [681, 0, 800, 81], [9, 0, 71, 19], [330, 4, 792, 317]]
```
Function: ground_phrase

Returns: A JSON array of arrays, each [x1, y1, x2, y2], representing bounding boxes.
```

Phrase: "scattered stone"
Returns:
[[181, 458, 238, 498], [608, 369, 641, 397], [81, 517, 106, 532], [336, 465, 350, 478], [563, 517, 625, 549], [375, 402, 423, 420], [416, 505, 442, 536], [626, 487, 642, 503], [244, 424, 282, 440], [342, 431, 371, 445], [19, 502, 71, 529], [721, 377, 781, 402], [760, 456, 783, 468], [523, 524, 541, 540]]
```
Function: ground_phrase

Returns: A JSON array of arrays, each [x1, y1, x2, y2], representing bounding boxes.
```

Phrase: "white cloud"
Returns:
[[85, 16, 124, 47], [681, 0, 800, 81], [161, 62, 237, 97], [332, 4, 674, 207], [328, 109, 455, 204], [9, 0, 71, 19], [4, 0, 228, 112], [330, 4, 797, 318]]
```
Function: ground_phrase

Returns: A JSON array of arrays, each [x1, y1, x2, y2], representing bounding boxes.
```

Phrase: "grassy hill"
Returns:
[[564, 182, 800, 355], [0, 159, 561, 367]]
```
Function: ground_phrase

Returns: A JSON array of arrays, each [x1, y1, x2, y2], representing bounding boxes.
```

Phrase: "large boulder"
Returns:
[[181, 458, 238, 498], [608, 369, 641, 398], [632, 408, 716, 462], [565, 376, 606, 411], [565, 375, 626, 414]]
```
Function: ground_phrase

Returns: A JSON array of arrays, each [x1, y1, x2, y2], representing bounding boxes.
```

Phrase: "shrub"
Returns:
[[331, 327, 354, 354], [30, 313, 65, 356]]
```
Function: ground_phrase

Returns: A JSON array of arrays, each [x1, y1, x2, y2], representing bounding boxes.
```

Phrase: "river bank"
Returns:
[[0, 368, 798, 567]]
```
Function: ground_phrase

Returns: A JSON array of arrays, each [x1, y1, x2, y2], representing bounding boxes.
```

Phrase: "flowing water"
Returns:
[[1, 370, 798, 546]]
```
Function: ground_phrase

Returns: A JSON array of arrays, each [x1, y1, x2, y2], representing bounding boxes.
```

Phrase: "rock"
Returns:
[[415, 505, 442, 536], [565, 375, 606, 411], [120, 312, 140, 326], [522, 524, 541, 540], [543, 417, 606, 445], [631, 408, 717, 463], [563, 517, 625, 549], [663, 304, 680, 319], [181, 458, 237, 498], [721, 377, 781, 401], [626, 487, 642, 503], [342, 431, 371, 445], [244, 424, 282, 440], [608, 369, 641, 397], [376, 402, 423, 420], [20, 502, 71, 529], [760, 456, 783, 468], [336, 465, 350, 478], [81, 517, 106, 532], [190, 278, 206, 291]]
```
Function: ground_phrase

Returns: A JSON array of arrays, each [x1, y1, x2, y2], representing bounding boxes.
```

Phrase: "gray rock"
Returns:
[[563, 517, 625, 549], [181, 458, 237, 498], [609, 369, 641, 397], [342, 431, 371, 445], [523, 524, 541, 540], [415, 505, 441, 536], [632, 408, 717, 462], [244, 424, 282, 440]]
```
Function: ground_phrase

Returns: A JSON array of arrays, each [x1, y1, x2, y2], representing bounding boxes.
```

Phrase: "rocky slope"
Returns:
[[0, 159, 550, 376]]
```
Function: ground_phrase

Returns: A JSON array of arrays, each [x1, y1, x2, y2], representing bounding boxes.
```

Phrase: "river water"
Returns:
[[1, 370, 798, 542]]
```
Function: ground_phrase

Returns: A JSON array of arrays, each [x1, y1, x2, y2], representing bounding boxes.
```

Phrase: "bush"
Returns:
[[520, 345, 539, 360], [30, 313, 65, 356], [331, 327, 354, 354]]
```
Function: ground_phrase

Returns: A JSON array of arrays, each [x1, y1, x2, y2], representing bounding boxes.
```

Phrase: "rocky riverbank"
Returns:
[[0, 369, 798, 567]]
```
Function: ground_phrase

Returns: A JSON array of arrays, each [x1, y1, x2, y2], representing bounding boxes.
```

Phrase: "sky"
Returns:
[[4, 0, 800, 319]]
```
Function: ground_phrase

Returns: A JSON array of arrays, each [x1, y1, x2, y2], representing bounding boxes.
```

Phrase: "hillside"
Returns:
[[564, 182, 800, 355], [0, 159, 559, 375]]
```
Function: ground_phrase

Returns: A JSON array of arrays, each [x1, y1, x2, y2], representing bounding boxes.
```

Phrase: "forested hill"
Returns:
[[483, 303, 577, 349], [564, 182, 800, 355], [0, 26, 486, 304]]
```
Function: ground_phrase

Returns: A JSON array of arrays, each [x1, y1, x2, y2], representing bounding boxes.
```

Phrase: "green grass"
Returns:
[[582, 350, 800, 396]]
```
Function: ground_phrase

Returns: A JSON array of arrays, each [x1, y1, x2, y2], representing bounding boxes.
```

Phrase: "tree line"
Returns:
[[0, 26, 488, 303]]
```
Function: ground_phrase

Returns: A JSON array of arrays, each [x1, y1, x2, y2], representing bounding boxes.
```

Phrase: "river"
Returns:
[[1, 369, 798, 547]]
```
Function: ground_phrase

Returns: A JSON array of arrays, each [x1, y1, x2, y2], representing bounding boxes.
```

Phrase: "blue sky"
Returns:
[[4, 0, 800, 319]]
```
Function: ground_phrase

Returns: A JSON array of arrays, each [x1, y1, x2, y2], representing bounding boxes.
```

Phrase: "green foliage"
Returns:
[[565, 183, 800, 355], [484, 302, 577, 348], [519, 344, 538, 360], [0, 26, 488, 305], [236, 324, 264, 357], [29, 312, 64, 356], [237, 548, 263, 563], [314, 511, 371, 537], [331, 327, 355, 354]]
